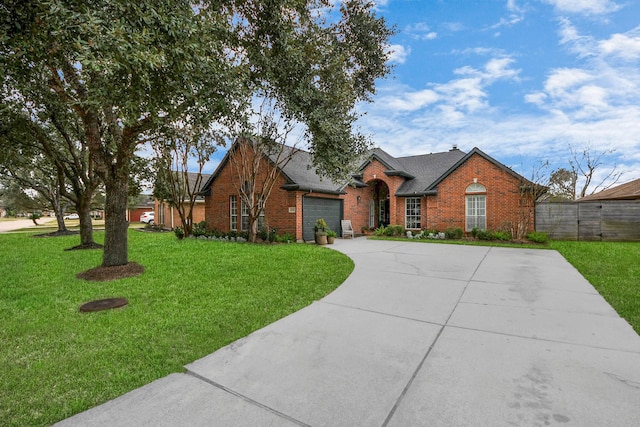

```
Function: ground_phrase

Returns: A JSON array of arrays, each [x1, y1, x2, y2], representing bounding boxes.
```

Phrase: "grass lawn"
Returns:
[[0, 230, 353, 427], [551, 241, 640, 335]]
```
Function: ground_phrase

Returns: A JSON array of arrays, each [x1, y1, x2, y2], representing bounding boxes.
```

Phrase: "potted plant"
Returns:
[[314, 218, 328, 245], [326, 229, 337, 244]]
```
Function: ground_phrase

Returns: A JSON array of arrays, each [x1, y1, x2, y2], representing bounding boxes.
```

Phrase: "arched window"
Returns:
[[465, 183, 486, 230], [466, 183, 486, 193]]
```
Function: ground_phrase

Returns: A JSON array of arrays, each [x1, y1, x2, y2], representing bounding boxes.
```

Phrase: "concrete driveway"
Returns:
[[56, 238, 640, 426]]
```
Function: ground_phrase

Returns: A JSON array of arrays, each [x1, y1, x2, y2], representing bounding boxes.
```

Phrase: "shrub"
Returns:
[[444, 227, 463, 240], [373, 225, 386, 236], [474, 229, 494, 240], [192, 221, 209, 237], [493, 231, 512, 241], [174, 226, 184, 239], [527, 231, 549, 244], [274, 232, 296, 243], [393, 225, 404, 236], [471, 228, 512, 241], [258, 227, 269, 241]]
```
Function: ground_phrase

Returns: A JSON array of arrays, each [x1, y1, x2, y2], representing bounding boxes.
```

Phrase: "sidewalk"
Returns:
[[56, 238, 640, 426], [0, 217, 57, 232]]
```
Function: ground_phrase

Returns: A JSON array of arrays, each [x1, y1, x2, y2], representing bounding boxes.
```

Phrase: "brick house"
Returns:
[[201, 141, 536, 241], [127, 194, 155, 222], [154, 172, 210, 229]]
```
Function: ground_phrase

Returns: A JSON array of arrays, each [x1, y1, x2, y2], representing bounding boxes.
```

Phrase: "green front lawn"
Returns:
[[0, 231, 353, 426]]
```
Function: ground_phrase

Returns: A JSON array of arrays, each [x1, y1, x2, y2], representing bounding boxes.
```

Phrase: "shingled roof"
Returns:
[[203, 140, 527, 197], [363, 148, 468, 196], [201, 141, 345, 195], [578, 178, 640, 201], [273, 145, 346, 194]]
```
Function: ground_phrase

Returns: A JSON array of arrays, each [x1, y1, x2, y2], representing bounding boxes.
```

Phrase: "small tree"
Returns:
[[226, 100, 305, 243], [569, 144, 623, 199], [0, 103, 101, 245], [154, 126, 220, 237], [547, 168, 577, 201], [516, 160, 549, 240]]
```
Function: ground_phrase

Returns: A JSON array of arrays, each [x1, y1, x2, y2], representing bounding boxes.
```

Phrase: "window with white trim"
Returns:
[[465, 183, 486, 231], [369, 200, 375, 228], [257, 196, 265, 229], [405, 197, 421, 229], [241, 200, 249, 230], [230, 196, 238, 230]]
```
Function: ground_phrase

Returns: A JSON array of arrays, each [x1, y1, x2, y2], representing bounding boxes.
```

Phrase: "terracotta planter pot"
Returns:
[[315, 233, 328, 245], [327, 236, 335, 244]]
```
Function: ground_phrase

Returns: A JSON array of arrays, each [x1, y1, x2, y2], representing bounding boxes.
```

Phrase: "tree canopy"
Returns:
[[1, 0, 393, 267]]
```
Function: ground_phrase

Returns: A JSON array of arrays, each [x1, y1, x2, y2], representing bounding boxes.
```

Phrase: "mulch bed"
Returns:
[[76, 262, 145, 282]]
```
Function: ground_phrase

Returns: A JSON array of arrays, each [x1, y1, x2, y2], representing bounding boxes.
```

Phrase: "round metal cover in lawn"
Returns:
[[79, 297, 128, 312]]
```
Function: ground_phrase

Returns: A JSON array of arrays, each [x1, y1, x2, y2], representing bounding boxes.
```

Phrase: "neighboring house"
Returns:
[[127, 194, 156, 222], [154, 172, 211, 228], [202, 140, 535, 241], [577, 178, 640, 201]]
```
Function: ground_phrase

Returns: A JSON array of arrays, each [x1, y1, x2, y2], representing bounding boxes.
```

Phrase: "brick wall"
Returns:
[[359, 159, 405, 228], [425, 153, 534, 234], [154, 200, 205, 229], [203, 148, 534, 240], [204, 145, 300, 239]]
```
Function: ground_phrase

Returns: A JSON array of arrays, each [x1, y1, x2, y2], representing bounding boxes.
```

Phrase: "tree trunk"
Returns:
[[53, 195, 68, 232], [102, 173, 129, 267], [77, 192, 94, 246], [249, 216, 258, 243]]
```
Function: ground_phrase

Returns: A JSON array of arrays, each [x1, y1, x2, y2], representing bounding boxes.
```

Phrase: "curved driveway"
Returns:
[[57, 238, 640, 426]]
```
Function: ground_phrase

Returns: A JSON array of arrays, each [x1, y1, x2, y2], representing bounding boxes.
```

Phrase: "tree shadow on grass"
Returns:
[[65, 242, 104, 251]]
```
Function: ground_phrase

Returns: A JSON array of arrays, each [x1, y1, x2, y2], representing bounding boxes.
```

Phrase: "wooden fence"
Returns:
[[535, 201, 640, 241]]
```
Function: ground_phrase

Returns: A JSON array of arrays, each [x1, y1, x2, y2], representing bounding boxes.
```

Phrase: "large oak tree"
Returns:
[[1, 0, 392, 267]]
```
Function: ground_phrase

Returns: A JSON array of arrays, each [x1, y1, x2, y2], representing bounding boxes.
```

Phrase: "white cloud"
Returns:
[[543, 68, 593, 95], [454, 57, 521, 81], [599, 29, 640, 61], [489, 0, 526, 29], [557, 18, 597, 58], [354, 8, 640, 180], [443, 22, 465, 32], [381, 88, 439, 111], [386, 44, 410, 64], [541, 0, 621, 15], [404, 22, 438, 40], [376, 57, 520, 120]]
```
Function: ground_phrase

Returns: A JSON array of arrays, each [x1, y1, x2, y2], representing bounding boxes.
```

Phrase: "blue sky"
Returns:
[[191, 0, 640, 194], [357, 0, 640, 191]]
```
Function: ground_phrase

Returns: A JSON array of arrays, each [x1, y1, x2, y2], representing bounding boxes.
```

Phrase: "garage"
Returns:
[[302, 197, 343, 241]]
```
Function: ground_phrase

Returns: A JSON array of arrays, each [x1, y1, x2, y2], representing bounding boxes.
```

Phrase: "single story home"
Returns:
[[201, 140, 536, 241], [127, 194, 155, 222], [577, 178, 640, 201], [154, 172, 210, 228]]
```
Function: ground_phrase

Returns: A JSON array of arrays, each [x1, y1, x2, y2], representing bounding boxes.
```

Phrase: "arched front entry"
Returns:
[[368, 179, 390, 228]]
